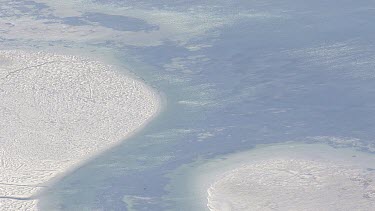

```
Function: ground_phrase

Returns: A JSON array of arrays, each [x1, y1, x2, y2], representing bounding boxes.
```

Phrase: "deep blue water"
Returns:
[[37, 0, 375, 210]]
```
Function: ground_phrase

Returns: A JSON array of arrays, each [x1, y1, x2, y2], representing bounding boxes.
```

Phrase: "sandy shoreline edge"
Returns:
[[0, 50, 162, 210], [200, 143, 375, 211], [164, 142, 375, 210]]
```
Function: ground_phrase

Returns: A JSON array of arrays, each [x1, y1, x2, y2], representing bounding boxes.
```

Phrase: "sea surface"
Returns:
[[31, 0, 375, 210]]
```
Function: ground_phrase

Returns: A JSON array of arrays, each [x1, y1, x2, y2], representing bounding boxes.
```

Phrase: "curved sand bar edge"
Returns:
[[0, 50, 161, 210], [166, 141, 375, 211]]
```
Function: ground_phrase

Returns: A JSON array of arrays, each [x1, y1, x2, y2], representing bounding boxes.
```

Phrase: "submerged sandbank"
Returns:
[[0, 50, 160, 210], [167, 142, 375, 211]]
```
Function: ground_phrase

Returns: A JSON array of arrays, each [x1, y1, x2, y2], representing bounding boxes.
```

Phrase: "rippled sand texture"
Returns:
[[208, 158, 375, 211], [0, 51, 159, 210]]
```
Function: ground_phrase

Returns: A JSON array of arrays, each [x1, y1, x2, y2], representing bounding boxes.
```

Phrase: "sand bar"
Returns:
[[0, 50, 160, 210], [205, 143, 375, 211], [166, 142, 375, 211]]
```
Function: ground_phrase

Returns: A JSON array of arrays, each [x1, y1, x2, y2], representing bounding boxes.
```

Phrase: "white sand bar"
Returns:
[[204, 144, 375, 211], [0, 50, 159, 210]]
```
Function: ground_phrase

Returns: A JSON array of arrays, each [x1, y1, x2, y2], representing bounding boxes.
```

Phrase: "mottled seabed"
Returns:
[[0, 51, 160, 210], [169, 143, 375, 211]]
